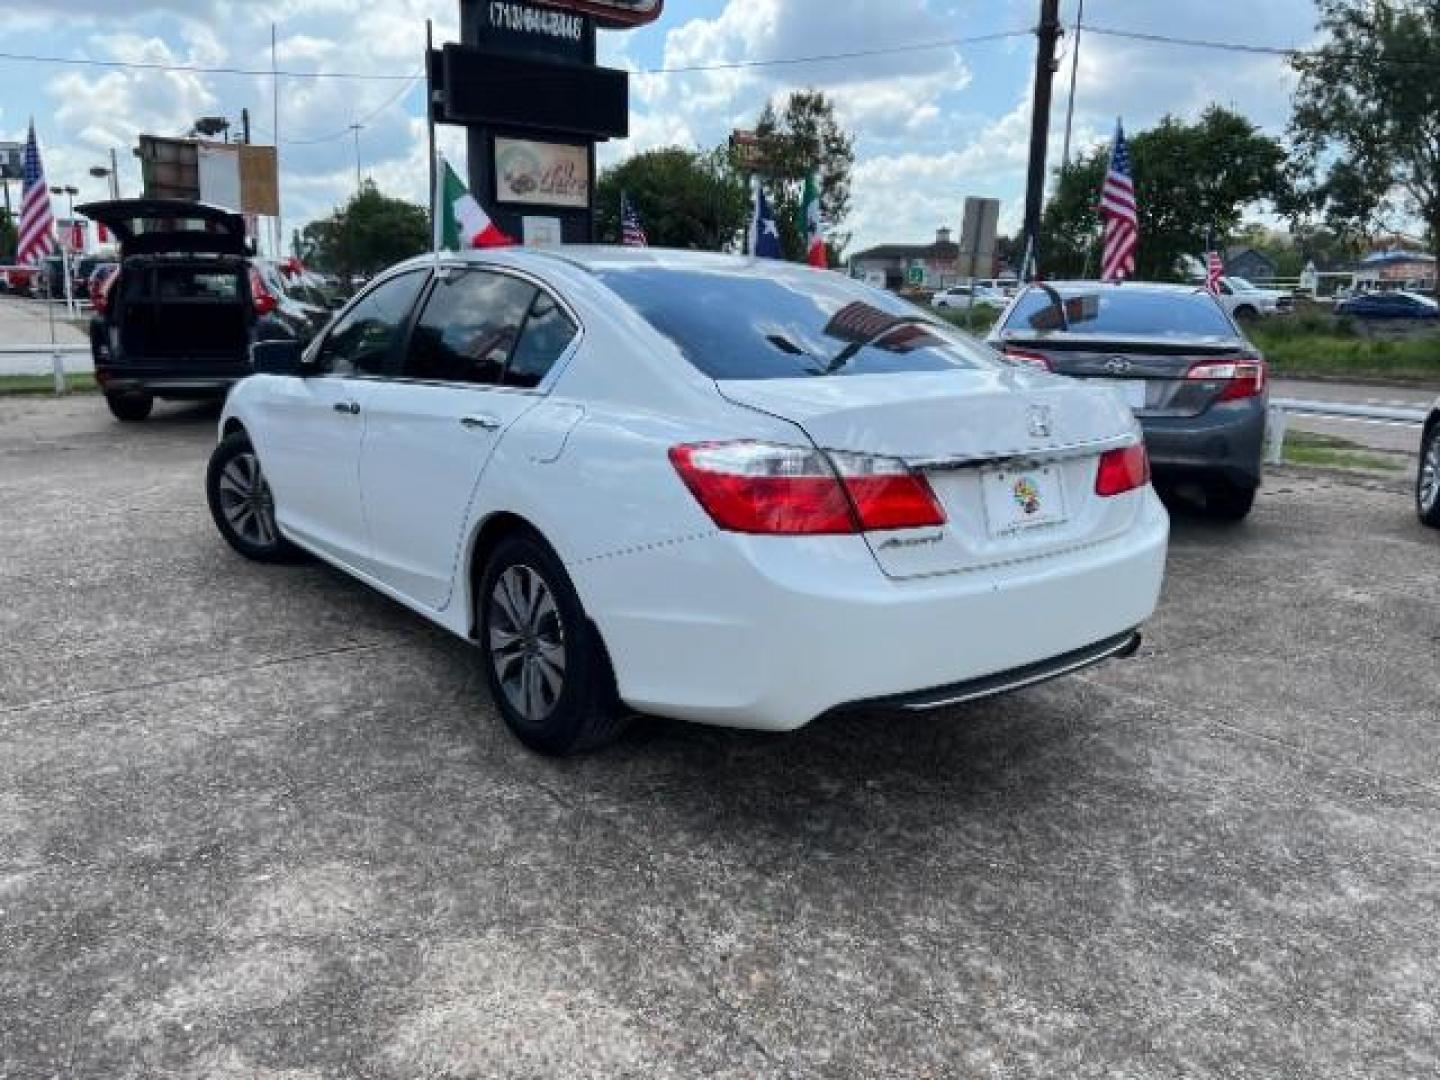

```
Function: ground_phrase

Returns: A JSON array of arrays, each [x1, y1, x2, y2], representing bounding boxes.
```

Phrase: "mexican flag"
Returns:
[[798, 172, 826, 268], [437, 158, 514, 250]]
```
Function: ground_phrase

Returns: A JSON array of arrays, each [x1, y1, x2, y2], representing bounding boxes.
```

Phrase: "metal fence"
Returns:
[[1266, 398, 1430, 465]]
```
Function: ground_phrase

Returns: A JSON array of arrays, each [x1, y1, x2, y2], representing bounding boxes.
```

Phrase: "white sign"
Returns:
[[494, 138, 588, 209], [198, 145, 242, 211], [523, 216, 563, 248]]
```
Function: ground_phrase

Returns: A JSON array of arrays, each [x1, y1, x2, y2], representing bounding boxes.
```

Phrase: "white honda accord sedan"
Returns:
[[207, 248, 1168, 755]]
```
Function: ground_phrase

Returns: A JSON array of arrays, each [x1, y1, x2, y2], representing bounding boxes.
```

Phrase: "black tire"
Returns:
[[1418, 423, 1440, 528], [105, 391, 153, 423], [1233, 305, 1259, 321], [205, 431, 302, 563], [478, 533, 627, 756], [1203, 479, 1257, 521]]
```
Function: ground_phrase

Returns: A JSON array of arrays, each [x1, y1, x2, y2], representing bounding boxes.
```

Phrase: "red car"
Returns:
[[0, 265, 42, 297]]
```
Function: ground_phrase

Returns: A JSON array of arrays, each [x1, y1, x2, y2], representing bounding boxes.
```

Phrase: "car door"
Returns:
[[255, 269, 429, 568], [359, 266, 581, 609]]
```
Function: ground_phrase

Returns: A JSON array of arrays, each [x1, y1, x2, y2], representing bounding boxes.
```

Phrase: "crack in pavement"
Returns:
[[0, 640, 394, 716]]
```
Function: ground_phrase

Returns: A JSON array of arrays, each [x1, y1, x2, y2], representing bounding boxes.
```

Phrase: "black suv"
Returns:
[[80, 199, 321, 422]]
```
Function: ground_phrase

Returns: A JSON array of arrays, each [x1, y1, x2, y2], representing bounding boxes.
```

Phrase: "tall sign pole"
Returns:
[[1021, 0, 1062, 281]]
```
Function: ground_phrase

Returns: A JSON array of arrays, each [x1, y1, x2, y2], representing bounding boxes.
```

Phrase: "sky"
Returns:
[[0, 0, 1321, 256]]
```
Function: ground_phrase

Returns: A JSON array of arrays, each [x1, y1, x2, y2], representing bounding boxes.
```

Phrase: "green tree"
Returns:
[[596, 147, 749, 250], [749, 89, 855, 262], [0, 211, 16, 262], [301, 181, 429, 279], [1042, 106, 1290, 279], [1289, 1, 1440, 262]]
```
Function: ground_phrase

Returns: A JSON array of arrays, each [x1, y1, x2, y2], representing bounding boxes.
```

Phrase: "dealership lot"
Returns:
[[1, 396, 1437, 1078]]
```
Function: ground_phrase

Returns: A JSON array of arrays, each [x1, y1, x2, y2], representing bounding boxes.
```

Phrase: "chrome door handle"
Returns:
[[460, 415, 502, 432], [333, 400, 360, 415]]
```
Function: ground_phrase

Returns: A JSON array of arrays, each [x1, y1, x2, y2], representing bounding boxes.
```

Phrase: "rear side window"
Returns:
[[507, 292, 578, 389], [596, 266, 992, 380], [406, 270, 536, 386], [1005, 288, 1234, 337], [320, 270, 428, 377]]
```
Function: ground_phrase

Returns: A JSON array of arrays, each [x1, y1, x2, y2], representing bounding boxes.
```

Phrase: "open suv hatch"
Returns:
[[81, 199, 317, 422]]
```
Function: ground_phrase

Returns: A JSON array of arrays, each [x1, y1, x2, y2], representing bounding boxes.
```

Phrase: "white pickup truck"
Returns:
[[1213, 276, 1293, 320]]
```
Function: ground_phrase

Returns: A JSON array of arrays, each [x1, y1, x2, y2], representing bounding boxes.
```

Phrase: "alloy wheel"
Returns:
[[217, 452, 279, 547], [1421, 433, 1440, 514], [489, 565, 567, 726]]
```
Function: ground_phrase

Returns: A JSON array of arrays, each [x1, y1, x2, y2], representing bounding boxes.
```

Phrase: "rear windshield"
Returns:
[[595, 266, 995, 380], [1005, 287, 1235, 337], [124, 266, 242, 302]]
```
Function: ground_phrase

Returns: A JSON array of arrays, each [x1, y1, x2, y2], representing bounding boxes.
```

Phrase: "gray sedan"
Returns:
[[987, 282, 1267, 520]]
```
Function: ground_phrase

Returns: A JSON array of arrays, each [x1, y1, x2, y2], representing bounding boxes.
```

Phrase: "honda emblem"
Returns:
[[1028, 404, 1054, 439]]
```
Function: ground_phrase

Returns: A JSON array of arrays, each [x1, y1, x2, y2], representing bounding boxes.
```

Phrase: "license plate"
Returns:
[[981, 465, 1068, 536], [1093, 379, 1147, 410]]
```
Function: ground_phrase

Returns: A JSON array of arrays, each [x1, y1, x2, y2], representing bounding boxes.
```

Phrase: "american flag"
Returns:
[[620, 191, 648, 248], [1205, 250, 1224, 294], [17, 122, 56, 267], [1099, 120, 1138, 283]]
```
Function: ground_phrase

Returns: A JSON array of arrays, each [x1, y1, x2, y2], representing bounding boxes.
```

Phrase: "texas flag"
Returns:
[[437, 157, 514, 250]]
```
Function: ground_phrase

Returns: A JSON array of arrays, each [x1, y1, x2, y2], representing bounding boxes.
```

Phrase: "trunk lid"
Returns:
[[996, 331, 1255, 418], [77, 199, 249, 258], [717, 369, 1145, 579]]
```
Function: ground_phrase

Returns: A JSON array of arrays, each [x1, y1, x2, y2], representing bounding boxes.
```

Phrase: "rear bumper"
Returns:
[[1141, 397, 1266, 489], [576, 489, 1169, 732], [97, 364, 249, 399]]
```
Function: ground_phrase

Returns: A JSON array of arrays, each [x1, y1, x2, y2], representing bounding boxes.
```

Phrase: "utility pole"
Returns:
[[1021, 0, 1063, 281], [350, 124, 364, 190], [1061, 0, 1084, 168], [109, 147, 120, 198], [241, 108, 252, 146]]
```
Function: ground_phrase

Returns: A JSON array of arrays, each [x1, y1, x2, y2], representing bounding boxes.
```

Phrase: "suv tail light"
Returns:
[[92, 269, 118, 315], [249, 266, 278, 317], [1095, 444, 1151, 497], [1001, 345, 1053, 372], [669, 441, 946, 535], [1186, 356, 1266, 401]]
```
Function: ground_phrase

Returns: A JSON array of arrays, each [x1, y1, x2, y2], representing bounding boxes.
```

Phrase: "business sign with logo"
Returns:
[[494, 138, 589, 208]]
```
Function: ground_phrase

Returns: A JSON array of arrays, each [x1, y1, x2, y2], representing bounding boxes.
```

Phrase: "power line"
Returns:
[[0, 29, 1031, 84], [1083, 24, 1440, 69]]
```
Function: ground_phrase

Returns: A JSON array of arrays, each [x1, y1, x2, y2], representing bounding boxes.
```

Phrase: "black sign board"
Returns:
[[433, 45, 627, 139]]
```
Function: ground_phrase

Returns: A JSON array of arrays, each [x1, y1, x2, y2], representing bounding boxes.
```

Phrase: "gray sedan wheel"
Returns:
[[1419, 424, 1440, 528]]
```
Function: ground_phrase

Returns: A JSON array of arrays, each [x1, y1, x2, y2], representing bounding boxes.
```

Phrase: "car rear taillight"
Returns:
[[669, 441, 946, 535], [1095, 444, 1150, 497], [93, 270, 118, 315], [249, 267, 278, 317], [1186, 356, 1266, 402], [1001, 345, 1053, 372]]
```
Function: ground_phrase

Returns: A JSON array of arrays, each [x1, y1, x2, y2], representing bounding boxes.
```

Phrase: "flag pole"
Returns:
[[427, 18, 439, 257], [433, 153, 444, 256]]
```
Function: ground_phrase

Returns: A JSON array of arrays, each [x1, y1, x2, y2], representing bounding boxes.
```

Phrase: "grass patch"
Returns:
[[0, 373, 98, 395], [936, 306, 1000, 334], [1249, 324, 1440, 383], [1281, 430, 1405, 472]]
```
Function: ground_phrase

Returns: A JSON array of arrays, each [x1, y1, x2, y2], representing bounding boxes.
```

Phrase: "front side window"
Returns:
[[319, 270, 428, 377], [406, 270, 537, 386]]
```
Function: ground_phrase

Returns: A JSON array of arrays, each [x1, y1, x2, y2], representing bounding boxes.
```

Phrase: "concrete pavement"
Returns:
[[1, 396, 1437, 1078]]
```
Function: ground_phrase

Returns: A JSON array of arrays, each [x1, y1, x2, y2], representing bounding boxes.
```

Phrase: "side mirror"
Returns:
[[250, 339, 308, 376]]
